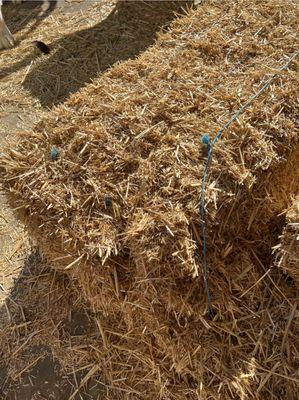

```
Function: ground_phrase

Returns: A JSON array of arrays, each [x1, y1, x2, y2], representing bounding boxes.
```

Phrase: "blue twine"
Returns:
[[199, 50, 298, 317], [50, 147, 59, 160], [104, 196, 112, 207], [202, 134, 211, 148]]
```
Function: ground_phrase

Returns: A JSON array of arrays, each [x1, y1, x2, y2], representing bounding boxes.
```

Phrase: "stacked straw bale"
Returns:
[[1, 1, 298, 399]]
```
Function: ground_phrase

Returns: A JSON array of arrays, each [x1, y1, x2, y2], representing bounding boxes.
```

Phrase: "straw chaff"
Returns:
[[1, 1, 299, 399]]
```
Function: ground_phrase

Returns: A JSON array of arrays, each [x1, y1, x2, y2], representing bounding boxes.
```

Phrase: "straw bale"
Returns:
[[1, 0, 298, 275], [275, 195, 299, 285], [1, 1, 299, 399]]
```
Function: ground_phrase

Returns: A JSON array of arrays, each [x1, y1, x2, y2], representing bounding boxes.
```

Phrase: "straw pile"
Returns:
[[1, 0, 298, 399]]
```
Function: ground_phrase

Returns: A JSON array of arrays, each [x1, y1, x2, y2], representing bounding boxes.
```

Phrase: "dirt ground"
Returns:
[[0, 1, 195, 398]]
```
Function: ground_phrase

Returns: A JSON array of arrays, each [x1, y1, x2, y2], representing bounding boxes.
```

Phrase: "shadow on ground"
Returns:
[[1, 1, 194, 108], [0, 250, 104, 400], [2, 0, 57, 37]]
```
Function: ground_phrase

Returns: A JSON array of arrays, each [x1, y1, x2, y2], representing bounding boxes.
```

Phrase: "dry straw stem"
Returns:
[[1, 0, 299, 399]]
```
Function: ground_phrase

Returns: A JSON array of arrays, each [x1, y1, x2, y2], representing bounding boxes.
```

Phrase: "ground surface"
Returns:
[[0, 1, 194, 398]]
